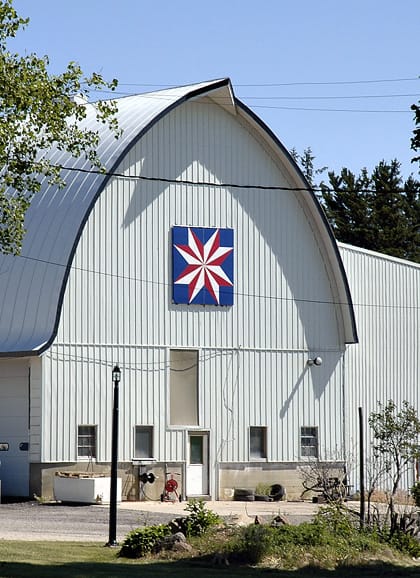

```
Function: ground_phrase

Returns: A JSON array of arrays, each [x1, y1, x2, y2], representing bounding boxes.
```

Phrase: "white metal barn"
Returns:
[[340, 243, 420, 475], [0, 78, 417, 501]]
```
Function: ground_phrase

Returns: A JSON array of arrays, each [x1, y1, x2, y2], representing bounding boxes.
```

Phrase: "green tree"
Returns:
[[368, 400, 420, 533], [290, 146, 327, 190], [320, 160, 420, 263], [411, 101, 419, 167], [0, 0, 119, 254]]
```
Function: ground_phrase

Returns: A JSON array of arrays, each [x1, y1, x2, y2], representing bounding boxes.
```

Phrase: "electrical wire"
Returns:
[[56, 164, 415, 195], [88, 89, 415, 113], [13, 251, 420, 312], [112, 77, 420, 88], [48, 347, 231, 371], [239, 93, 420, 100]]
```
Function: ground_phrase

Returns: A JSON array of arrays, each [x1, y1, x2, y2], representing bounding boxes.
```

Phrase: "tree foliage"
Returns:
[[290, 146, 327, 189], [320, 160, 420, 263], [411, 101, 420, 166], [0, 0, 119, 254], [368, 400, 420, 532]]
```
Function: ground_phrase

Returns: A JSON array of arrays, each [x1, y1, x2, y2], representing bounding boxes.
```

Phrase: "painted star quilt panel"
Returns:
[[172, 226, 234, 305]]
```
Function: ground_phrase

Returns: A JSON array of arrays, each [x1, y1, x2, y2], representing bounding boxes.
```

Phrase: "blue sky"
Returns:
[[11, 0, 420, 180]]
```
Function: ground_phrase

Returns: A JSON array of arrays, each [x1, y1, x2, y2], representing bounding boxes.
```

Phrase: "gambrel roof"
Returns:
[[0, 78, 357, 355]]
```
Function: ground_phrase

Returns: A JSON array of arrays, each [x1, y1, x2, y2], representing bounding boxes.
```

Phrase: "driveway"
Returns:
[[0, 499, 321, 542]]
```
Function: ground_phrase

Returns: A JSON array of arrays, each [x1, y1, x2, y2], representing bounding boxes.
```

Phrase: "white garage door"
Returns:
[[0, 375, 29, 498]]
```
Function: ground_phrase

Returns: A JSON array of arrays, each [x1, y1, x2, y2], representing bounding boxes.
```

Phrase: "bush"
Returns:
[[119, 524, 171, 558], [411, 481, 420, 507], [183, 499, 221, 536], [119, 500, 221, 558], [233, 505, 380, 566], [388, 529, 420, 558], [255, 482, 271, 496], [236, 524, 279, 564]]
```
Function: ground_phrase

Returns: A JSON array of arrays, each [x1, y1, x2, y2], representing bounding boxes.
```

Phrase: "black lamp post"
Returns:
[[107, 364, 121, 547]]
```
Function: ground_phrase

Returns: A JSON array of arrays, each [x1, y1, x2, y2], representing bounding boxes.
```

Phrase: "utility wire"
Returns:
[[237, 78, 420, 87], [90, 89, 420, 100], [56, 164, 415, 195], [113, 77, 420, 88], [239, 93, 420, 100], [13, 251, 420, 312], [89, 89, 415, 113]]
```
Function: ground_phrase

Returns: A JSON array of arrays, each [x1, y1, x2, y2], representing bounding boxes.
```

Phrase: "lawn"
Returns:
[[0, 541, 419, 578]]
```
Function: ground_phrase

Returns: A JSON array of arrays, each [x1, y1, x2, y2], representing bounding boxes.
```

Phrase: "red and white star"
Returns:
[[174, 228, 233, 304]]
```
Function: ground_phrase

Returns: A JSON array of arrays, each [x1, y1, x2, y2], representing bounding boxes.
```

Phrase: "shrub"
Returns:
[[233, 505, 381, 566], [411, 481, 420, 507], [388, 529, 420, 558], [119, 524, 171, 558], [255, 482, 271, 496], [183, 498, 221, 536], [236, 524, 279, 564], [119, 500, 221, 558]]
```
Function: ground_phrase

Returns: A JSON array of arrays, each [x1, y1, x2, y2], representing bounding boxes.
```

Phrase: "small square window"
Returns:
[[134, 426, 154, 459], [77, 425, 97, 459], [250, 426, 267, 459], [300, 426, 318, 458]]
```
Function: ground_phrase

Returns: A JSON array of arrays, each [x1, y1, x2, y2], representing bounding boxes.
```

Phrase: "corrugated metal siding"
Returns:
[[0, 79, 356, 355], [42, 99, 347, 467], [0, 81, 231, 353], [57, 100, 343, 350], [340, 244, 420, 487], [42, 345, 344, 465]]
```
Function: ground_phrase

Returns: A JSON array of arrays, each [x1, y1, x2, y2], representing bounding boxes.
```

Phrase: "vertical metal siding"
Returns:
[[340, 244, 420, 487], [45, 100, 347, 480]]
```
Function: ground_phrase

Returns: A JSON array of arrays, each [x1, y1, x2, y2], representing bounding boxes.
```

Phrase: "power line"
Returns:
[[241, 93, 419, 101], [245, 105, 409, 113], [114, 77, 420, 88], [90, 88, 420, 101], [14, 251, 420, 312], [56, 164, 414, 195], [237, 77, 420, 87], [89, 89, 416, 113]]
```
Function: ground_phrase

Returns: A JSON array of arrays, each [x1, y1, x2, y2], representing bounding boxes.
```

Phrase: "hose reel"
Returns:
[[139, 472, 156, 484]]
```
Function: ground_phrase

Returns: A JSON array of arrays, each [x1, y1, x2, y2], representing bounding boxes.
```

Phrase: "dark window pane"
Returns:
[[190, 436, 203, 464]]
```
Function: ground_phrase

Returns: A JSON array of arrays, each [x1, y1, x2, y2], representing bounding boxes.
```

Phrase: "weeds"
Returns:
[[119, 499, 221, 558], [231, 505, 385, 569], [119, 501, 420, 570]]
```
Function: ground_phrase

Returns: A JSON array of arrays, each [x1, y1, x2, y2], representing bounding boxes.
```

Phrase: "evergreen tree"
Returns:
[[411, 102, 420, 167], [320, 160, 420, 263], [290, 146, 327, 190]]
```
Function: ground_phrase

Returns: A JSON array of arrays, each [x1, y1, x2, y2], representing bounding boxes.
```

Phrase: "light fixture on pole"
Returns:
[[107, 364, 121, 547]]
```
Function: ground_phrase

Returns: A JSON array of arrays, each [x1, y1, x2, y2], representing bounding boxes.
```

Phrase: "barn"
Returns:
[[0, 78, 418, 501]]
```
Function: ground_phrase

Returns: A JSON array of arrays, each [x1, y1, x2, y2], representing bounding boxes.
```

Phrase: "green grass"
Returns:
[[0, 540, 419, 578], [1, 506, 419, 578]]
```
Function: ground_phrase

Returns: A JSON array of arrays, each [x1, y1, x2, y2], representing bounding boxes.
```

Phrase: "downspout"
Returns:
[[341, 349, 347, 471]]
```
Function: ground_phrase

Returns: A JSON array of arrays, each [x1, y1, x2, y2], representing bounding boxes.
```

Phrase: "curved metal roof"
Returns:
[[0, 78, 357, 355]]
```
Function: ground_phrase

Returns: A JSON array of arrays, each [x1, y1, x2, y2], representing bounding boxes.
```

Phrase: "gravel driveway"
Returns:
[[0, 499, 320, 542]]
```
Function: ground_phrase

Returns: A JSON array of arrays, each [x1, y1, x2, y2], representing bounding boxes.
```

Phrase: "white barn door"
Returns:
[[0, 371, 29, 497], [186, 433, 209, 497]]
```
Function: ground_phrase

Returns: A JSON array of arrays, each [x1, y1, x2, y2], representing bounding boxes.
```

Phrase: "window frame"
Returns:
[[134, 425, 154, 460], [249, 426, 267, 460], [169, 348, 199, 427], [300, 426, 319, 458], [77, 424, 97, 460]]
